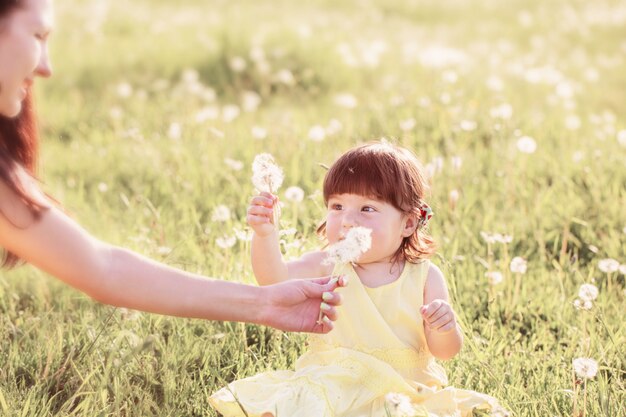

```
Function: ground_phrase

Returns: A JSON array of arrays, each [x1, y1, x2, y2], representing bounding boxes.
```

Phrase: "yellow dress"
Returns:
[[209, 261, 507, 417]]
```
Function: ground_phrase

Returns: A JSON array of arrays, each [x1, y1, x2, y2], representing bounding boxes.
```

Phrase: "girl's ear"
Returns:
[[402, 213, 419, 237]]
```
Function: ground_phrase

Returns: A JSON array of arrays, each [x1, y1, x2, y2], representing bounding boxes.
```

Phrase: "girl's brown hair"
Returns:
[[0, 89, 48, 268], [316, 141, 436, 263]]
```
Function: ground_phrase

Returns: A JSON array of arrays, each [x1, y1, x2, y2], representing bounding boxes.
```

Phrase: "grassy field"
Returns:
[[1, 0, 625, 415]]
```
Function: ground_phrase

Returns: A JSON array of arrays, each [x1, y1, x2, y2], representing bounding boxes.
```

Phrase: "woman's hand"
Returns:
[[420, 299, 457, 333], [259, 275, 347, 333], [247, 192, 278, 237]]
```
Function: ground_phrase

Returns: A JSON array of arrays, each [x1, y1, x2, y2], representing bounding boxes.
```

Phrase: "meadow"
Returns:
[[1, 0, 625, 415]]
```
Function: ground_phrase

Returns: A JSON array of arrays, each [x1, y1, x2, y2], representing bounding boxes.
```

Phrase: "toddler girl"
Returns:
[[210, 142, 508, 417]]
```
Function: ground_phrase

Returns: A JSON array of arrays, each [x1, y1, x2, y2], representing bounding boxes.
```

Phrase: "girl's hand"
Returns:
[[420, 299, 457, 333], [260, 275, 347, 333], [247, 192, 278, 237]]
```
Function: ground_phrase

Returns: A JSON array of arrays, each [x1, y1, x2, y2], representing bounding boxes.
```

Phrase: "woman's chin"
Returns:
[[0, 100, 23, 119]]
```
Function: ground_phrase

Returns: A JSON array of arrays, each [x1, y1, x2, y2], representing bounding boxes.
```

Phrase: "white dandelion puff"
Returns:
[[324, 227, 372, 265], [598, 258, 619, 273], [252, 153, 284, 193], [284, 186, 305, 203], [486, 271, 504, 286], [578, 284, 599, 302], [572, 358, 598, 379], [251, 126, 268, 140], [224, 158, 244, 171], [216, 235, 237, 249], [308, 125, 326, 142], [510, 257, 528, 274], [211, 205, 231, 222], [516, 136, 537, 154]]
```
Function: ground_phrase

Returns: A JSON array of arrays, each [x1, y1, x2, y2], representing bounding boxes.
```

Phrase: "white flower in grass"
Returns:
[[252, 153, 284, 193], [168, 122, 182, 140], [241, 90, 261, 112], [516, 136, 537, 154], [229, 56, 247, 73], [573, 298, 593, 310], [384, 392, 418, 416], [578, 284, 598, 302], [598, 258, 619, 273], [97, 182, 109, 193], [490, 103, 513, 120], [618, 130, 626, 147], [451, 156, 463, 171], [399, 118, 416, 132], [234, 227, 253, 242], [324, 227, 372, 265], [572, 357, 598, 379], [116, 82, 133, 98], [565, 114, 581, 130], [308, 125, 326, 141], [275, 69, 295, 86], [211, 205, 231, 222], [460, 120, 477, 131], [486, 271, 504, 286], [157, 246, 172, 256], [334, 93, 358, 109], [251, 126, 267, 140], [216, 235, 236, 249], [195, 106, 219, 123], [510, 257, 527, 274], [285, 186, 305, 203], [224, 158, 244, 171], [222, 104, 241, 123], [326, 119, 343, 135]]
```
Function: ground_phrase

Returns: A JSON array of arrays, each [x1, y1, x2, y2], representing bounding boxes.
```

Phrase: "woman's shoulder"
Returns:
[[0, 176, 44, 228]]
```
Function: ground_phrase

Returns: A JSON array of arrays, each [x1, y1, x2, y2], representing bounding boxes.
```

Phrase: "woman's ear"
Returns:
[[402, 213, 419, 237]]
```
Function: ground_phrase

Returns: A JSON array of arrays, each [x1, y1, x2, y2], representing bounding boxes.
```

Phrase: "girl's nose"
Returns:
[[341, 211, 358, 228]]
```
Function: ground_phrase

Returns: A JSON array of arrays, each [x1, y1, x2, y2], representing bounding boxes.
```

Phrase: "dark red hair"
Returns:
[[317, 141, 436, 263], [0, 89, 47, 267]]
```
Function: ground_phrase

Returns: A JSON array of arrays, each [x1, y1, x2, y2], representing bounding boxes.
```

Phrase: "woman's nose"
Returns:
[[35, 47, 53, 78]]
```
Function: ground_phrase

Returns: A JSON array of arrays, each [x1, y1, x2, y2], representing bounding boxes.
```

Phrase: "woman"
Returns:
[[0, 0, 343, 333]]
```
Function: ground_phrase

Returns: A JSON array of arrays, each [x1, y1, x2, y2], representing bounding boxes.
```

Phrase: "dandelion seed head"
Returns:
[[324, 227, 372, 265], [308, 125, 326, 142], [224, 158, 244, 171], [578, 283, 599, 301], [486, 271, 504, 285], [216, 235, 237, 249], [573, 357, 598, 379], [285, 186, 305, 203], [510, 256, 528, 274], [516, 136, 537, 154], [211, 205, 231, 222], [598, 258, 619, 273], [252, 153, 284, 193], [251, 126, 268, 140]]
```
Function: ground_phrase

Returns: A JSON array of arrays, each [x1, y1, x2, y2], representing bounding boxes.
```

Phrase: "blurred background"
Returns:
[[1, 0, 624, 415]]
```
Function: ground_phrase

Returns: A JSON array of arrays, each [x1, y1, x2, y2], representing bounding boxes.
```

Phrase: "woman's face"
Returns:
[[0, 0, 53, 118]]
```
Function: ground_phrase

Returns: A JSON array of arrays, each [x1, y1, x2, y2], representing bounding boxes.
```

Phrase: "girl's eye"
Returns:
[[330, 203, 343, 210], [362, 206, 375, 212]]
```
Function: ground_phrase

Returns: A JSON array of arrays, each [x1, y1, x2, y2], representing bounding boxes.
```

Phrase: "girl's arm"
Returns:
[[0, 182, 343, 332], [420, 263, 464, 360], [248, 192, 328, 284]]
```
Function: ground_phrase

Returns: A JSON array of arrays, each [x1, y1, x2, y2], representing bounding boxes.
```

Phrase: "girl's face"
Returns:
[[0, 0, 53, 118], [325, 193, 417, 264]]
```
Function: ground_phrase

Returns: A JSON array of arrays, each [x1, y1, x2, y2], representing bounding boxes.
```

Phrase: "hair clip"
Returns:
[[417, 201, 433, 229]]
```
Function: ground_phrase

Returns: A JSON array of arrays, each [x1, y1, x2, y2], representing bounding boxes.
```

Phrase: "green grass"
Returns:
[[1, 0, 625, 415]]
